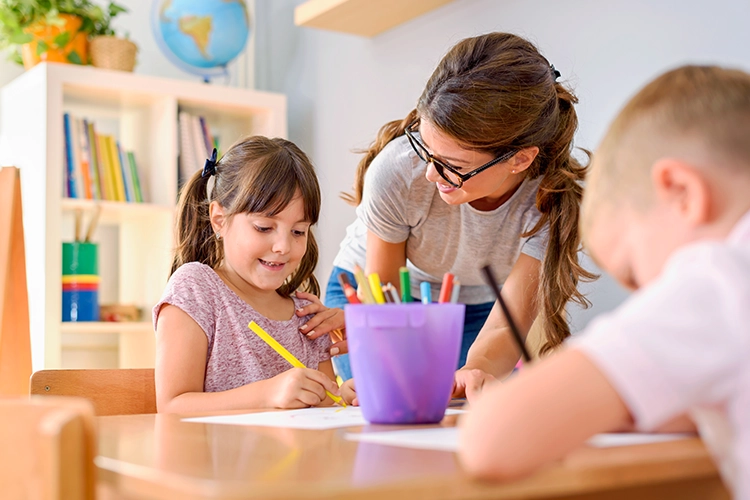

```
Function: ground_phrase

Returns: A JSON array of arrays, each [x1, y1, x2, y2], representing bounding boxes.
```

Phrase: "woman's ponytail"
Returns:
[[530, 85, 597, 354]]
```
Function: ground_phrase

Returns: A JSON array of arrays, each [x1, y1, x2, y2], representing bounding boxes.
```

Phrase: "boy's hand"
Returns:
[[265, 367, 341, 409], [295, 291, 348, 355], [453, 368, 496, 402], [340, 378, 358, 406]]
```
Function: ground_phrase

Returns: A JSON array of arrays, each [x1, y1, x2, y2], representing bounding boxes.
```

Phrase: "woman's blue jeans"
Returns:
[[324, 266, 494, 381]]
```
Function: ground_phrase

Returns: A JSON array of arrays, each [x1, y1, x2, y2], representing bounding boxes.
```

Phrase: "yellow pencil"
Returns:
[[368, 273, 386, 304], [248, 321, 346, 407], [353, 264, 375, 304]]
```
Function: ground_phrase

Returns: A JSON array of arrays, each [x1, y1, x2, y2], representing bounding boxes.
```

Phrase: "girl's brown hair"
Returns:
[[172, 136, 321, 296], [343, 32, 596, 354]]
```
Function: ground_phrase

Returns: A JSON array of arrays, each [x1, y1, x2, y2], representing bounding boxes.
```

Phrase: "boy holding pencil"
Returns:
[[459, 65, 750, 498]]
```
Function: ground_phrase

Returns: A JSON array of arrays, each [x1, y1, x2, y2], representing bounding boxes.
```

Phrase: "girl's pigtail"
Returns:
[[170, 170, 219, 275]]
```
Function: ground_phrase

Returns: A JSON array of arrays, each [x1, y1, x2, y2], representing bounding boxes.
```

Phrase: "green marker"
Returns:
[[399, 266, 412, 303]]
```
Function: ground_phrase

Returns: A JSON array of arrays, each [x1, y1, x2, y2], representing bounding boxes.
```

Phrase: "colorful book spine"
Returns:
[[82, 119, 100, 200], [76, 117, 93, 200], [88, 122, 106, 201], [118, 142, 133, 202], [127, 151, 143, 203], [105, 136, 126, 201], [62, 113, 76, 198]]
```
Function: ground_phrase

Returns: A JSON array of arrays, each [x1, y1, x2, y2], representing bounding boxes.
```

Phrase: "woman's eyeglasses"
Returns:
[[404, 121, 516, 189]]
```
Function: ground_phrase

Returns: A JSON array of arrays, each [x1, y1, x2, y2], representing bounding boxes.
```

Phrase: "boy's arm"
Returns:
[[458, 348, 632, 480]]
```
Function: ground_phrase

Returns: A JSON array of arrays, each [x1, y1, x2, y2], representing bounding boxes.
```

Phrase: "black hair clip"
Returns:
[[202, 148, 218, 178], [550, 64, 561, 81]]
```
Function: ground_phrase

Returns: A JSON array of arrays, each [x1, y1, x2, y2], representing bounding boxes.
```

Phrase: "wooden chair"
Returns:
[[30, 368, 156, 416], [0, 396, 96, 499]]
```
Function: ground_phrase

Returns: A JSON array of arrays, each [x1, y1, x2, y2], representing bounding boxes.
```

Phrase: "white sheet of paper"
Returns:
[[183, 407, 464, 430], [347, 427, 459, 451], [345, 428, 692, 452], [586, 432, 691, 448]]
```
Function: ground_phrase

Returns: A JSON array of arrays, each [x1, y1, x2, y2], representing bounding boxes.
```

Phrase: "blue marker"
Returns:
[[420, 282, 432, 304]]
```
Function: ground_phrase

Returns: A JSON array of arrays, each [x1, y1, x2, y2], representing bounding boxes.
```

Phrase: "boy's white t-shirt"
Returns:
[[570, 210, 750, 498]]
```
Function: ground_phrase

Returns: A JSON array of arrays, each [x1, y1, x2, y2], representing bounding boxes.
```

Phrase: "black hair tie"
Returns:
[[550, 64, 561, 81], [202, 148, 218, 178]]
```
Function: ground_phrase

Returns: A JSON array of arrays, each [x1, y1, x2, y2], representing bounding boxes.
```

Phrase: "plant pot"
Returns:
[[89, 36, 137, 72], [20, 14, 88, 70]]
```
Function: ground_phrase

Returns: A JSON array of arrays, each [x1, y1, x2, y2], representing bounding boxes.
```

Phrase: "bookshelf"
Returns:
[[0, 63, 287, 371]]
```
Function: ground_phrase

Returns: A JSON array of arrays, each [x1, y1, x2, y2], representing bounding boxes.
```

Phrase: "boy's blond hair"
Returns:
[[583, 65, 750, 228]]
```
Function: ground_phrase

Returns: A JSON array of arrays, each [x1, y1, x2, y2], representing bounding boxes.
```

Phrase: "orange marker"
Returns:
[[438, 273, 454, 303]]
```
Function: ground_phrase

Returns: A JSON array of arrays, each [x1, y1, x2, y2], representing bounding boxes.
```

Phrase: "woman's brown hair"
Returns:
[[172, 136, 321, 296], [343, 32, 596, 354]]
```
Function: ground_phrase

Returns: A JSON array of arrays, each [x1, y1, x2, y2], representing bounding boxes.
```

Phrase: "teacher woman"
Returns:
[[324, 32, 594, 397]]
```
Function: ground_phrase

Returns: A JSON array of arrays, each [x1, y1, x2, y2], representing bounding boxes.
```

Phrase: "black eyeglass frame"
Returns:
[[404, 121, 516, 188]]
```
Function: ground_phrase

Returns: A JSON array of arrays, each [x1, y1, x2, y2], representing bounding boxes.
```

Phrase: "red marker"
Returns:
[[438, 273, 454, 303]]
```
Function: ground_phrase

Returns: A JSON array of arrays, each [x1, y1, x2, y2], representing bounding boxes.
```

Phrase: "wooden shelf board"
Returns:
[[61, 198, 174, 224], [60, 322, 153, 334], [294, 0, 455, 37]]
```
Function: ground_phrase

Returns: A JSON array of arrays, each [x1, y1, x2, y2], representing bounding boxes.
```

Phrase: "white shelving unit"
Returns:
[[0, 63, 287, 371]]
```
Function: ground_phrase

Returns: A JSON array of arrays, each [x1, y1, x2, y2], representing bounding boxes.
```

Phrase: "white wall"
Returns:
[[254, 0, 750, 331]]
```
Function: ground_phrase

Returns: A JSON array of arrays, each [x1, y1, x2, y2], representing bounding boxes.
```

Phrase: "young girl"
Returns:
[[323, 33, 596, 393], [154, 136, 343, 413]]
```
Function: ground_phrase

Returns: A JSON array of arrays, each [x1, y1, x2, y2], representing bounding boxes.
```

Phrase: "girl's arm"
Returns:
[[155, 304, 340, 413], [454, 253, 540, 399], [459, 349, 631, 480]]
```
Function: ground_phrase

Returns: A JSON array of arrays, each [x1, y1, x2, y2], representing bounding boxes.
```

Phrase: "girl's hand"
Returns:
[[265, 367, 341, 409], [341, 378, 358, 406], [452, 368, 496, 402], [295, 291, 348, 355]]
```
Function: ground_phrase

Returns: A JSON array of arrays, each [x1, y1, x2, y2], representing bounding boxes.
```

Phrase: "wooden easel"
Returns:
[[0, 167, 31, 395]]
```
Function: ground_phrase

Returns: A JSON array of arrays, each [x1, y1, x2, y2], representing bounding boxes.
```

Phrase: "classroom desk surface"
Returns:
[[96, 411, 729, 500]]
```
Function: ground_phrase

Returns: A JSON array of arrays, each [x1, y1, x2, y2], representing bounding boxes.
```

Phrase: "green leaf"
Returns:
[[9, 32, 33, 44], [66, 49, 82, 65], [36, 39, 48, 55], [52, 31, 69, 48]]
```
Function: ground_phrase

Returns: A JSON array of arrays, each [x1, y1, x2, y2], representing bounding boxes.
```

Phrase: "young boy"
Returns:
[[458, 65, 750, 499]]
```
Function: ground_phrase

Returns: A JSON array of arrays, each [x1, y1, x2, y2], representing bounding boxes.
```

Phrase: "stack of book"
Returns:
[[63, 112, 144, 203]]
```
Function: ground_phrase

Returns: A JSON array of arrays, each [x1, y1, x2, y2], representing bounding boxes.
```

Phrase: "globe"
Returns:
[[151, 0, 250, 82]]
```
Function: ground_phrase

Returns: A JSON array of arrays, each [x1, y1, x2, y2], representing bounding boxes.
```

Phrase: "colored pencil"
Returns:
[[438, 273, 454, 303], [386, 282, 401, 303], [420, 282, 432, 304], [399, 267, 412, 303], [368, 273, 386, 304], [353, 264, 375, 304], [337, 272, 360, 304], [480, 265, 531, 362], [450, 280, 461, 304], [249, 321, 346, 406]]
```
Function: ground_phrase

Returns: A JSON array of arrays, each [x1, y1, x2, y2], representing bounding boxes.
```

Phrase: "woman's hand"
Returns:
[[295, 291, 348, 355], [453, 368, 496, 402], [341, 378, 358, 406], [263, 367, 341, 409]]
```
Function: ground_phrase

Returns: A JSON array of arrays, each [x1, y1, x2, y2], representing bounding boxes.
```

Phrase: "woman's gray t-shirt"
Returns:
[[333, 135, 548, 305]]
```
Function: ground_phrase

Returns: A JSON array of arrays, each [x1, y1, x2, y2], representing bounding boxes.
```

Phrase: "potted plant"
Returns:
[[0, 0, 127, 70], [88, 1, 137, 72]]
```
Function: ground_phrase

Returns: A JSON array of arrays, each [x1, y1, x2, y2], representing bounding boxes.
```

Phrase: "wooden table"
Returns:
[[96, 411, 729, 500]]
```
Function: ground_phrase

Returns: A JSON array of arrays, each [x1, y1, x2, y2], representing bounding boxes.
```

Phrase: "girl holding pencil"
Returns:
[[153, 136, 351, 413], [322, 33, 595, 397]]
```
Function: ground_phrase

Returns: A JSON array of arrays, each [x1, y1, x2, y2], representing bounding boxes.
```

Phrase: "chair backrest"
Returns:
[[30, 368, 156, 416], [0, 396, 96, 500]]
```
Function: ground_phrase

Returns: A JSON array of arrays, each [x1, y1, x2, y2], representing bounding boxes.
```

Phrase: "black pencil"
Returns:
[[480, 265, 532, 363]]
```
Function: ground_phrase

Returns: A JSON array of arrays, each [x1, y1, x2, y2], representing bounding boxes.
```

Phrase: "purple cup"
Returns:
[[346, 303, 465, 424]]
